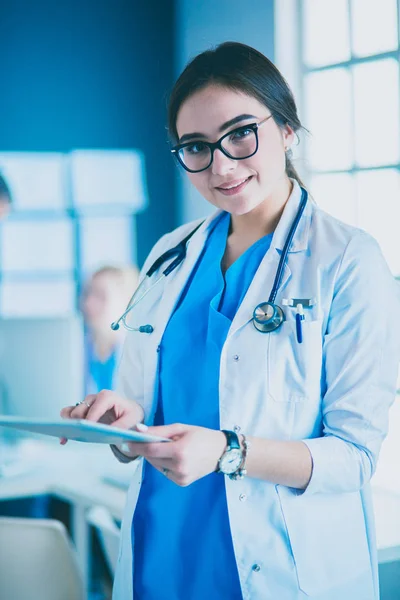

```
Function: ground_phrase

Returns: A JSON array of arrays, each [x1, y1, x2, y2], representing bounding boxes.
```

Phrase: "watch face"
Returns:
[[219, 448, 242, 475]]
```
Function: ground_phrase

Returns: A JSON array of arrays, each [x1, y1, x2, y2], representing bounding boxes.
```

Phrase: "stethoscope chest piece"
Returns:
[[252, 302, 284, 333]]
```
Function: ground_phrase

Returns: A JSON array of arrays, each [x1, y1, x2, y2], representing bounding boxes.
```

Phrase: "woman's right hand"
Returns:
[[59, 389, 145, 445]]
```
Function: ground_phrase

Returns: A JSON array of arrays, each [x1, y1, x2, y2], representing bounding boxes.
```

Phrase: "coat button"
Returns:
[[252, 564, 261, 573], [239, 494, 247, 502], [233, 354, 240, 361], [233, 425, 241, 433], [156, 345, 161, 353]]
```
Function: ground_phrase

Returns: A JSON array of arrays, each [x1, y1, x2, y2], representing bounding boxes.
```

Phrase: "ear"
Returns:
[[281, 124, 295, 151]]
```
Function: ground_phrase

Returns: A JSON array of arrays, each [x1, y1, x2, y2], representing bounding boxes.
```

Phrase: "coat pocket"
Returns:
[[267, 319, 323, 402], [275, 484, 372, 596]]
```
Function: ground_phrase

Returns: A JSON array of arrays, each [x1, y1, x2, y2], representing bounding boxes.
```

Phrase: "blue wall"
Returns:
[[0, 0, 277, 262], [0, 0, 177, 266]]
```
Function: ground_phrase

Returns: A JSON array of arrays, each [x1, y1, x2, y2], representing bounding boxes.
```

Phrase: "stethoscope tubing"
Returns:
[[268, 188, 307, 304], [112, 188, 308, 336]]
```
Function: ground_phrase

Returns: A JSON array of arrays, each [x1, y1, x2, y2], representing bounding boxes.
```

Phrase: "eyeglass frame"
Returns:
[[170, 114, 273, 173]]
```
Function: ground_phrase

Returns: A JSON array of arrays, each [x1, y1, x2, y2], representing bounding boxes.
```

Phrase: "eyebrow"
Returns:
[[178, 113, 258, 144]]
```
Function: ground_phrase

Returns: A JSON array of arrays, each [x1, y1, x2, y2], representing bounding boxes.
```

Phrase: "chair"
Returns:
[[0, 517, 84, 600], [87, 506, 121, 576]]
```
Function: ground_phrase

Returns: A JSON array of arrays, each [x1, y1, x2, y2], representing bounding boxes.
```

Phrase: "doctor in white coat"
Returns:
[[62, 42, 400, 600]]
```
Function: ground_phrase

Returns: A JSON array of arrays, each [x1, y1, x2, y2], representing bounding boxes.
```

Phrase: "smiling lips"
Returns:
[[215, 176, 252, 196]]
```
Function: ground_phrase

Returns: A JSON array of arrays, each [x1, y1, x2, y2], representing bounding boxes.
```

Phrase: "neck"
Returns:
[[90, 328, 121, 360], [230, 177, 293, 241]]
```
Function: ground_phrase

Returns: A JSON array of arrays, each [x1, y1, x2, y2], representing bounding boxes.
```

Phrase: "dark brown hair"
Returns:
[[168, 41, 305, 187]]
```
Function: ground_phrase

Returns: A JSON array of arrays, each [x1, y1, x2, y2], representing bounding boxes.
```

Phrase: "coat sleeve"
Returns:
[[302, 231, 400, 495]]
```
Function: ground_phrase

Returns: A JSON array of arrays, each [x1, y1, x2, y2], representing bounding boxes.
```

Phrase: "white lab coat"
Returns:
[[112, 180, 400, 600]]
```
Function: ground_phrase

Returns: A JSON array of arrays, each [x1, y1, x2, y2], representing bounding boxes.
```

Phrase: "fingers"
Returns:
[[112, 414, 141, 429], [146, 458, 189, 486], [125, 440, 178, 461], [60, 395, 97, 420], [142, 423, 187, 439], [85, 390, 116, 423], [121, 423, 188, 460], [60, 396, 97, 446], [60, 406, 74, 419]]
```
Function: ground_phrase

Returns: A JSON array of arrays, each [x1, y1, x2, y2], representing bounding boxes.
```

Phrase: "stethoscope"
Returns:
[[111, 188, 308, 340]]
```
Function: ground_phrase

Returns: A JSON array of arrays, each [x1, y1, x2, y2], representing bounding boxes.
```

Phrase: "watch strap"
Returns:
[[221, 429, 241, 450]]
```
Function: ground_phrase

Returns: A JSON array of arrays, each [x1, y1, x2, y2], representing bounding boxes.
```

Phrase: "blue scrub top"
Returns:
[[133, 212, 273, 600], [85, 337, 118, 394]]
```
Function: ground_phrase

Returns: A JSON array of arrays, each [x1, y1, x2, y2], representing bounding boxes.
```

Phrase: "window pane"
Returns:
[[70, 150, 148, 212], [0, 280, 75, 316], [304, 69, 353, 170], [0, 153, 66, 210], [303, 0, 351, 67], [1, 220, 73, 272], [310, 173, 357, 226], [351, 0, 398, 57], [80, 216, 133, 273], [355, 169, 400, 275], [353, 59, 400, 167]]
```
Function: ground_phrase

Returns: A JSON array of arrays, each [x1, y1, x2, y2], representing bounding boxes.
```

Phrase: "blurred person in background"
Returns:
[[81, 265, 139, 394], [0, 173, 12, 220], [79, 265, 139, 599]]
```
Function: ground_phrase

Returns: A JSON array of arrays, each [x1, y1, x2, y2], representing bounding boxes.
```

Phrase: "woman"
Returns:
[[81, 265, 139, 394], [62, 42, 399, 600]]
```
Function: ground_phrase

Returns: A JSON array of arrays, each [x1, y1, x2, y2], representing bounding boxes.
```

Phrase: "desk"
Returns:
[[1, 440, 400, 594], [0, 439, 129, 594]]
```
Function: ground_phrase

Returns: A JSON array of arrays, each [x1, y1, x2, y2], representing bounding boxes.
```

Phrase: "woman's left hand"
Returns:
[[127, 423, 227, 486]]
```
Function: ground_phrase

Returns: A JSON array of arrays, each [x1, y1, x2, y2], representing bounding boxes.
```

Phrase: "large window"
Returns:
[[283, 0, 400, 492], [0, 150, 147, 316], [299, 0, 400, 276]]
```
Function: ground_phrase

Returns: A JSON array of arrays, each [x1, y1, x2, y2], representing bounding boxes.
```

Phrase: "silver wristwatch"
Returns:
[[216, 430, 243, 479]]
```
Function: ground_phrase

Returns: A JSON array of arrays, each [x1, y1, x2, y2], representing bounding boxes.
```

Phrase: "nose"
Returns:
[[211, 148, 236, 176]]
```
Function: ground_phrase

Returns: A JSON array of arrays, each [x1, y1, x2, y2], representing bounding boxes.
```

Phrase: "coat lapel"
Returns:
[[228, 181, 311, 337]]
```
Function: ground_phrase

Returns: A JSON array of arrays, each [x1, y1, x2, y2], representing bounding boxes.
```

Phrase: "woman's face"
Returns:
[[175, 85, 294, 216], [0, 196, 10, 220], [81, 273, 123, 331]]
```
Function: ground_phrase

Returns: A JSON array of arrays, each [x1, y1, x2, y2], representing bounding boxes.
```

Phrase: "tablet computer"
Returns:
[[0, 416, 170, 444]]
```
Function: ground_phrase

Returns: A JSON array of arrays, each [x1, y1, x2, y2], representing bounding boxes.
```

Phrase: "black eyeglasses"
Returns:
[[171, 115, 273, 173]]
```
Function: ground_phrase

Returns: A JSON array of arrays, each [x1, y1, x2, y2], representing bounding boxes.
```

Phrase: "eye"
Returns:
[[185, 141, 208, 155], [230, 126, 253, 142]]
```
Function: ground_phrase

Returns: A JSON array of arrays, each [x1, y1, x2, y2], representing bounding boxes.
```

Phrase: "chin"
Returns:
[[221, 197, 264, 217]]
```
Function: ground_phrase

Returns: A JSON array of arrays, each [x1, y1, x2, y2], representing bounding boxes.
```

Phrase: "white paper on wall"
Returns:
[[0, 153, 66, 210], [79, 216, 134, 273], [0, 280, 75, 316], [69, 149, 148, 211], [1, 220, 74, 272]]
